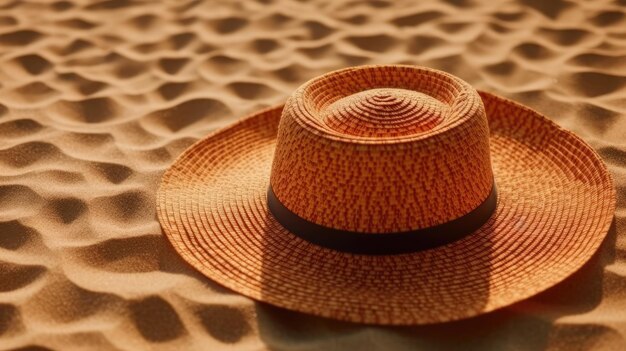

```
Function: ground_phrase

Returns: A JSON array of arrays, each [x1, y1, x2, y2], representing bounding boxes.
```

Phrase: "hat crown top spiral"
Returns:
[[321, 88, 446, 137], [270, 65, 494, 234]]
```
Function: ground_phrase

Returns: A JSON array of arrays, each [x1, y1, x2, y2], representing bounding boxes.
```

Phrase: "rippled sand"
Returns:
[[0, 0, 624, 349]]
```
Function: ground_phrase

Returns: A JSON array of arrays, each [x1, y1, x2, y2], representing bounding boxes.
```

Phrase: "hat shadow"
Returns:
[[254, 218, 617, 351]]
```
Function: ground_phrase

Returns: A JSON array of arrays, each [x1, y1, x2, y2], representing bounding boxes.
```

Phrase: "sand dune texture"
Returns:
[[0, 0, 624, 350]]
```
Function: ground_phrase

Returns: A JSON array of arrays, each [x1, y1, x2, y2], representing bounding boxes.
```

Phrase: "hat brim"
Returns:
[[157, 91, 615, 325]]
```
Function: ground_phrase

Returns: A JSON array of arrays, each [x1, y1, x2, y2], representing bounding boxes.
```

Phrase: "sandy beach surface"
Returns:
[[0, 0, 624, 350]]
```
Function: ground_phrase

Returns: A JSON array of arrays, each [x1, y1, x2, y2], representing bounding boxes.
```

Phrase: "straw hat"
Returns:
[[157, 65, 615, 325]]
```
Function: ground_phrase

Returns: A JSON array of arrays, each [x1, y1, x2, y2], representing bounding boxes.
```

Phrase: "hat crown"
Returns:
[[270, 65, 494, 233]]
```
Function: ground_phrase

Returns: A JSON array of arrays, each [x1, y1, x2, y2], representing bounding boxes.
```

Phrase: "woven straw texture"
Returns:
[[157, 65, 615, 325]]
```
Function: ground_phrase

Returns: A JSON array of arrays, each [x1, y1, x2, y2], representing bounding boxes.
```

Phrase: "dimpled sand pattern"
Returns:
[[0, 0, 625, 350]]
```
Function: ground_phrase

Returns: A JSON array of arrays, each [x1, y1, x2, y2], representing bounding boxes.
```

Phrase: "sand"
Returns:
[[0, 0, 624, 349]]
